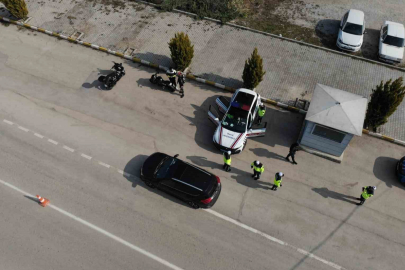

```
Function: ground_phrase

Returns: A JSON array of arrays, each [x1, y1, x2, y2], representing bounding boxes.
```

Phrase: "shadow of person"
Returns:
[[312, 187, 358, 204], [373, 156, 402, 188], [249, 148, 289, 162], [186, 155, 273, 190]]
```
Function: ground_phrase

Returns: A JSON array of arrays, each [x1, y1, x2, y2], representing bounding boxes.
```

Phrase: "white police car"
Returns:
[[208, 88, 267, 154]]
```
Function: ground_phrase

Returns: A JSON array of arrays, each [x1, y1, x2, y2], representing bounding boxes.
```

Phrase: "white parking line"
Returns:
[[3, 119, 14, 125], [98, 161, 111, 168], [204, 209, 345, 270], [34, 133, 44, 139], [81, 153, 92, 160], [48, 139, 58, 145], [18, 126, 29, 132], [63, 146, 75, 152], [0, 178, 184, 270]]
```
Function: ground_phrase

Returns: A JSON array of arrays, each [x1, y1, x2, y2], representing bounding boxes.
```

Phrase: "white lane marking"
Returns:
[[34, 133, 44, 139], [3, 119, 14, 125], [48, 139, 58, 145], [117, 169, 131, 178], [98, 162, 111, 168], [0, 179, 184, 270], [18, 126, 29, 132], [81, 153, 92, 160], [204, 209, 345, 270], [63, 146, 75, 152]]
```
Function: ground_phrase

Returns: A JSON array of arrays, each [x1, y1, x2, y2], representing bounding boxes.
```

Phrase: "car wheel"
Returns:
[[144, 180, 155, 189], [188, 201, 200, 209]]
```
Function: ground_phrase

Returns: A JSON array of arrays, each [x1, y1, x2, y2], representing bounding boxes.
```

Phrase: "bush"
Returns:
[[242, 48, 266, 90], [0, 0, 28, 19], [159, 0, 245, 23], [364, 77, 405, 132], [168, 32, 194, 71]]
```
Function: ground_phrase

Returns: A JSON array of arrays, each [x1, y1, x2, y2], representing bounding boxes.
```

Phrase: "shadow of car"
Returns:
[[396, 156, 405, 184], [140, 152, 221, 209]]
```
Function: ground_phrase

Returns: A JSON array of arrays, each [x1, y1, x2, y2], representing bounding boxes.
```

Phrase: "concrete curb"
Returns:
[[1, 16, 404, 148]]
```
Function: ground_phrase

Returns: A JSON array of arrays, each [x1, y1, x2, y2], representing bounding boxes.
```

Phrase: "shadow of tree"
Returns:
[[186, 155, 272, 190], [135, 52, 173, 68], [315, 19, 340, 49]]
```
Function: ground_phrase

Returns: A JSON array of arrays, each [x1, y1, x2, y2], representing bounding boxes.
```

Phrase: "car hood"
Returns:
[[141, 152, 168, 179], [215, 126, 245, 149], [340, 30, 363, 46], [380, 43, 404, 59]]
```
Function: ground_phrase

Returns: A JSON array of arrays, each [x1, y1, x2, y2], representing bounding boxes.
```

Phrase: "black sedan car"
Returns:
[[140, 152, 221, 209], [396, 156, 405, 184]]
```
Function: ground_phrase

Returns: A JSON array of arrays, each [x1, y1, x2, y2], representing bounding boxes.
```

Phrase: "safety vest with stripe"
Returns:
[[251, 162, 264, 173], [223, 155, 231, 165], [258, 108, 266, 117], [361, 187, 373, 200], [274, 176, 282, 187]]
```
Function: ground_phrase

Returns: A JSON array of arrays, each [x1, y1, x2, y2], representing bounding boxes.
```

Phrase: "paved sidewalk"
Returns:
[[7, 0, 405, 140]]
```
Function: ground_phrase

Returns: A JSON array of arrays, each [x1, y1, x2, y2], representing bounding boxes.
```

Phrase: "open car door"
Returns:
[[208, 105, 220, 126], [247, 122, 267, 137], [215, 96, 230, 114]]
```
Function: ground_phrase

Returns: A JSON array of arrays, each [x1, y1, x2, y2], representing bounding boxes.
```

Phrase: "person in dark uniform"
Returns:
[[286, 142, 300, 165], [177, 71, 185, 98]]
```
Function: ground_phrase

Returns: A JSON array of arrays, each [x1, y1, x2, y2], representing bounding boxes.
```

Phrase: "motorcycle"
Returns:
[[150, 71, 186, 96], [98, 62, 125, 89]]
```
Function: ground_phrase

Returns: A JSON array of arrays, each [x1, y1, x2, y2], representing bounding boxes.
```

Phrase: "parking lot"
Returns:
[[1, 23, 405, 269]]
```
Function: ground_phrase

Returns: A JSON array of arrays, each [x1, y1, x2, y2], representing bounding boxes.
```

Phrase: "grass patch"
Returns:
[[235, 0, 321, 45]]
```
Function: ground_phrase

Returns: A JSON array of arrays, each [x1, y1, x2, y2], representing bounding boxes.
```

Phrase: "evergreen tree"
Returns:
[[242, 48, 266, 90], [0, 0, 28, 19], [364, 77, 405, 132], [168, 32, 194, 71]]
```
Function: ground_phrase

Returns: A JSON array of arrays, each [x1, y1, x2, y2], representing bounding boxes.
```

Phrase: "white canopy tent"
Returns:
[[305, 84, 367, 136]]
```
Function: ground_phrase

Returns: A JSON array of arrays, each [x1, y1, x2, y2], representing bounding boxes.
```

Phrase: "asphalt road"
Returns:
[[1, 24, 405, 270]]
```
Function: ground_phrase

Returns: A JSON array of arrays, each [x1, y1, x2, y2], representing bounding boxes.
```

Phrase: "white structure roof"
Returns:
[[305, 84, 367, 136]]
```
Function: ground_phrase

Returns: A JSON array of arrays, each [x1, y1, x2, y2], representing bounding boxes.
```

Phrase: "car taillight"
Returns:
[[216, 176, 221, 184], [200, 197, 212, 204]]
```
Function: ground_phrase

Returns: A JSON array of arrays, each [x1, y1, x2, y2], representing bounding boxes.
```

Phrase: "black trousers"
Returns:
[[258, 116, 263, 124], [223, 163, 231, 172], [169, 77, 177, 87], [286, 152, 296, 163], [271, 185, 278, 190], [253, 171, 261, 179], [358, 196, 365, 205]]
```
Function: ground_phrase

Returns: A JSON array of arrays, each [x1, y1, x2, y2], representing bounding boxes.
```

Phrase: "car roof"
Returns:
[[347, 9, 364, 25], [385, 21, 405, 38]]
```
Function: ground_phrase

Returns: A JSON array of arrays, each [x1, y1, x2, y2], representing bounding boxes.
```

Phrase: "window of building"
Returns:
[[312, 125, 346, 143]]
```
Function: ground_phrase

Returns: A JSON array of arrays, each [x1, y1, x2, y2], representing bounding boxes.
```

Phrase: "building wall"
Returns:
[[299, 121, 353, 156]]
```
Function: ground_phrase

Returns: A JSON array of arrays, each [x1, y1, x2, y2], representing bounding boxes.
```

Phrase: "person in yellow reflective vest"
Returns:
[[357, 186, 376, 205], [257, 104, 266, 124], [251, 160, 264, 180], [223, 151, 231, 172], [271, 172, 284, 191]]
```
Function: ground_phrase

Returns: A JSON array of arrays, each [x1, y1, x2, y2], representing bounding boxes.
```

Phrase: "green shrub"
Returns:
[[168, 32, 194, 71], [242, 48, 266, 90], [364, 77, 405, 132], [0, 0, 29, 19]]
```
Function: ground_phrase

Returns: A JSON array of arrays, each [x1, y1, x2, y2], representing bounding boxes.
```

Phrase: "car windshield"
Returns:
[[343, 22, 363, 35], [155, 157, 179, 179], [222, 106, 248, 133], [383, 35, 405, 47]]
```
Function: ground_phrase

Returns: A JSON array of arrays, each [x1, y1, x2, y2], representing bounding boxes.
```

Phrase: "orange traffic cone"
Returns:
[[36, 195, 50, 207]]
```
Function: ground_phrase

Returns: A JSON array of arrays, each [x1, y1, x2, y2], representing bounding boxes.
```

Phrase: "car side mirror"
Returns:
[[174, 154, 179, 158], [214, 118, 219, 121]]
